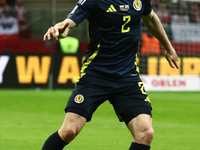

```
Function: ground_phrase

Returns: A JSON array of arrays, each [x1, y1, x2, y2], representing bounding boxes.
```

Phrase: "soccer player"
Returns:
[[42, 0, 179, 150]]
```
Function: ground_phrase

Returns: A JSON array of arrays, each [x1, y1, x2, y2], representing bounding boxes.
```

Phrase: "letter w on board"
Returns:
[[0, 55, 10, 84], [16, 56, 51, 84]]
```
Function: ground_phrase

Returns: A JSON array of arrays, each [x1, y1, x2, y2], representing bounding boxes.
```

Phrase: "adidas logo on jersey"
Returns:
[[106, 5, 117, 12]]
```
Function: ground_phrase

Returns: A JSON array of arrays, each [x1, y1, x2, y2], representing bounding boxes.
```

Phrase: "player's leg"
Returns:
[[118, 106, 154, 150], [41, 74, 113, 150], [112, 77, 154, 150], [58, 112, 86, 143], [127, 114, 154, 150], [41, 112, 86, 150]]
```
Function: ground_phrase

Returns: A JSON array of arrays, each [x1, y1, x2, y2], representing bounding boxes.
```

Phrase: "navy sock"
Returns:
[[129, 142, 150, 150], [42, 131, 68, 150]]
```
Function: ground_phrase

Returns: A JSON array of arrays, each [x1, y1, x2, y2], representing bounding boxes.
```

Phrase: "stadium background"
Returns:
[[0, 0, 200, 90], [0, 0, 200, 150]]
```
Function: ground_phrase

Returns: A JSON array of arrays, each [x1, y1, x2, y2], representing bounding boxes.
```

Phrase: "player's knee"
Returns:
[[145, 128, 154, 143], [135, 127, 154, 145], [65, 128, 77, 137], [59, 127, 78, 143]]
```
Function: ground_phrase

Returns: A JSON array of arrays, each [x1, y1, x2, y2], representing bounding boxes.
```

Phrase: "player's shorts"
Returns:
[[65, 73, 152, 125]]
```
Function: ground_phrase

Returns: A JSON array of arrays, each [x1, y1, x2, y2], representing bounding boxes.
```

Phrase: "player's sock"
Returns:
[[42, 131, 68, 150], [128, 142, 150, 150]]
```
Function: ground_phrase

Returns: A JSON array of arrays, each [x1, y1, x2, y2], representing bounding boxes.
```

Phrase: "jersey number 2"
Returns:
[[121, 16, 131, 33], [138, 82, 147, 95]]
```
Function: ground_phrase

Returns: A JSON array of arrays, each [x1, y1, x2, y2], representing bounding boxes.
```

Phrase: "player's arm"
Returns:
[[43, 18, 77, 41], [142, 10, 179, 69]]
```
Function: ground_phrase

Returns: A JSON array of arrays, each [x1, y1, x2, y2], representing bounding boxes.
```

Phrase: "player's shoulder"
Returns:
[[141, 0, 151, 2], [140, 0, 151, 4], [135, 0, 151, 6], [77, 0, 97, 6]]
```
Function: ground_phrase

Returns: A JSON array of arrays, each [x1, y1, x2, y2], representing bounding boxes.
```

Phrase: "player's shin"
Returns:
[[41, 131, 68, 150]]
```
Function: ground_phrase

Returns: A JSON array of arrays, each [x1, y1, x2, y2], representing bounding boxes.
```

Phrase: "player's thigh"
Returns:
[[65, 75, 114, 122]]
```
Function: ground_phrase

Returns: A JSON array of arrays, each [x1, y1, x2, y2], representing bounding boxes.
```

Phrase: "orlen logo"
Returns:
[[152, 79, 186, 87]]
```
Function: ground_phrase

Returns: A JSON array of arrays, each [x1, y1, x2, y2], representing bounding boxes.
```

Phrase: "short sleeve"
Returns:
[[143, 0, 152, 16], [67, 0, 96, 25]]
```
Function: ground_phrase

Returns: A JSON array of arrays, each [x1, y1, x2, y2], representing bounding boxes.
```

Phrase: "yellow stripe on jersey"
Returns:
[[135, 54, 140, 73], [80, 44, 100, 77], [87, 21, 91, 39]]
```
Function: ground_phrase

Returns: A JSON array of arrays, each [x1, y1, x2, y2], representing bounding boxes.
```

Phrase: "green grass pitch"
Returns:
[[0, 89, 200, 150]]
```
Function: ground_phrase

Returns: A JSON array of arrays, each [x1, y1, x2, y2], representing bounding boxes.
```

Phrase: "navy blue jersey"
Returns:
[[68, 0, 152, 79]]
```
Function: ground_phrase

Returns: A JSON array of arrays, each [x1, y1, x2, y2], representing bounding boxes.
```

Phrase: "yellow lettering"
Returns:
[[147, 57, 158, 75], [159, 57, 180, 75], [16, 56, 51, 84], [183, 57, 200, 75], [57, 56, 80, 84]]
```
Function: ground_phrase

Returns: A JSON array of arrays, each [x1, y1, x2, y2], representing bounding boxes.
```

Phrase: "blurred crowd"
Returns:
[[0, 0, 31, 38], [152, 0, 200, 24], [142, 0, 200, 40]]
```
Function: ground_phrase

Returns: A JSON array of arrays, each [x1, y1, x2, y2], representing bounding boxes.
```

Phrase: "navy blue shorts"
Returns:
[[65, 74, 152, 124]]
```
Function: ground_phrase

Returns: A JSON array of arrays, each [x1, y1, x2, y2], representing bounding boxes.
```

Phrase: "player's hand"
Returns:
[[43, 22, 69, 41], [165, 48, 179, 69]]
